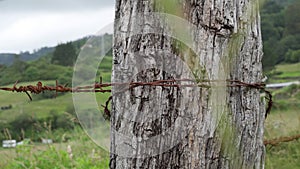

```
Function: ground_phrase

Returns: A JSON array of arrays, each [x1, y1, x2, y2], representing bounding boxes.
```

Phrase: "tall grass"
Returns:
[[1, 127, 109, 169], [264, 84, 300, 169]]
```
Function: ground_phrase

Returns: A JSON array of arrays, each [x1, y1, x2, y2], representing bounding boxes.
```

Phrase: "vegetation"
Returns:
[[0, 34, 113, 86], [261, 0, 300, 70], [0, 51, 113, 142], [0, 50, 72, 86], [0, 54, 112, 168], [0, 47, 54, 66], [0, 127, 109, 169], [0, 87, 111, 168], [51, 42, 77, 66], [264, 84, 300, 169], [267, 62, 300, 83]]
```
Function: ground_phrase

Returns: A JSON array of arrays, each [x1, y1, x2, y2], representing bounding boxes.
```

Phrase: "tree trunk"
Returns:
[[111, 0, 265, 169]]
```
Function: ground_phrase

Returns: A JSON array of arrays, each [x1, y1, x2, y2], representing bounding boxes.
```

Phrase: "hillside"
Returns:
[[0, 47, 54, 66], [0, 36, 91, 66], [261, 0, 300, 70], [0, 34, 112, 86]]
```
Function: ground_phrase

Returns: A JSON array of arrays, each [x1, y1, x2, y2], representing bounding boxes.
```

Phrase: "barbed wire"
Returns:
[[264, 134, 300, 146], [2, 78, 299, 147], [6, 78, 300, 146], [0, 78, 272, 118]]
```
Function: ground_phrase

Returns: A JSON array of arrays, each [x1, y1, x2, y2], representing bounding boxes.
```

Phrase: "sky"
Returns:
[[0, 0, 115, 53]]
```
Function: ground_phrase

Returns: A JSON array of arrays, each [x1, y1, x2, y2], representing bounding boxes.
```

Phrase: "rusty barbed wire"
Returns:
[[264, 134, 300, 146], [0, 78, 272, 118], [3, 78, 300, 146]]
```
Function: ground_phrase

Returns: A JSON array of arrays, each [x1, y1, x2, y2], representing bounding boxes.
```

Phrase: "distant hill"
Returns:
[[0, 47, 55, 65], [0, 35, 97, 66], [0, 34, 113, 86]]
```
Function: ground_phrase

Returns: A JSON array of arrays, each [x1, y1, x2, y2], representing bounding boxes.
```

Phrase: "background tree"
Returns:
[[261, 0, 300, 70], [284, 0, 300, 35], [111, 0, 265, 168], [51, 42, 76, 66]]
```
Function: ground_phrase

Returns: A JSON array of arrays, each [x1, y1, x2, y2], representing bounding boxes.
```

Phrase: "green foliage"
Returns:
[[51, 42, 77, 66], [261, 0, 300, 70], [0, 34, 112, 86], [5, 145, 73, 169], [284, 1, 300, 35], [9, 113, 36, 140], [285, 49, 300, 63], [58, 70, 73, 86], [0, 56, 73, 86], [4, 109, 77, 142], [0, 57, 28, 85]]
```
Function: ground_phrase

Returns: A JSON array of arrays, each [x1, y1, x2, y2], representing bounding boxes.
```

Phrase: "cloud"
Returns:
[[0, 0, 115, 12], [0, 1, 115, 53], [0, 9, 114, 53]]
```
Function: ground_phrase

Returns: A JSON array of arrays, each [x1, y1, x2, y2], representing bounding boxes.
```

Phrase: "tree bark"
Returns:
[[111, 0, 265, 169]]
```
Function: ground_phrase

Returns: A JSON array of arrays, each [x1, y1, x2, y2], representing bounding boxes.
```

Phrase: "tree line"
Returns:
[[261, 0, 300, 70]]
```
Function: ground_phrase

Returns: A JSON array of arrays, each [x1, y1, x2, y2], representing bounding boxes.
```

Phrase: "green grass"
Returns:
[[0, 54, 114, 168], [265, 109, 300, 139], [0, 79, 112, 123], [0, 127, 110, 169], [0, 81, 73, 122], [264, 83, 300, 169], [276, 63, 300, 74], [0, 55, 113, 120], [264, 61, 300, 168], [265, 141, 300, 169], [268, 62, 300, 83], [264, 108, 300, 169]]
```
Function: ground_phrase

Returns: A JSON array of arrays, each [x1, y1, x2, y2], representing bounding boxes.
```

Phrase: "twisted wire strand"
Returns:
[[5, 79, 298, 145], [0, 79, 272, 118]]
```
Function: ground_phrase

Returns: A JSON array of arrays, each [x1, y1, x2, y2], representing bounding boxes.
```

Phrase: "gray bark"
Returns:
[[111, 0, 265, 169]]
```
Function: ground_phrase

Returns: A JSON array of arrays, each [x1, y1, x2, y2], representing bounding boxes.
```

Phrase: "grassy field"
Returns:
[[0, 55, 112, 120], [0, 83, 73, 127], [0, 80, 111, 122], [264, 107, 300, 169], [264, 63, 300, 169], [0, 77, 111, 168], [0, 49, 113, 167], [0, 127, 110, 169], [268, 62, 300, 83]]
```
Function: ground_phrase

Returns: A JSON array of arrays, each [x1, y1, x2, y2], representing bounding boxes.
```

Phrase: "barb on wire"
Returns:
[[264, 134, 300, 146], [0, 78, 272, 118]]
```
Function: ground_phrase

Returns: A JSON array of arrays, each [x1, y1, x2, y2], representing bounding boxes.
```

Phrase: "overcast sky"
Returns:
[[0, 0, 115, 53]]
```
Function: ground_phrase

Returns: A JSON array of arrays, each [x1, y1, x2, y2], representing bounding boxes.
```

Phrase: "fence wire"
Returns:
[[0, 78, 272, 117], [2, 78, 300, 146]]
